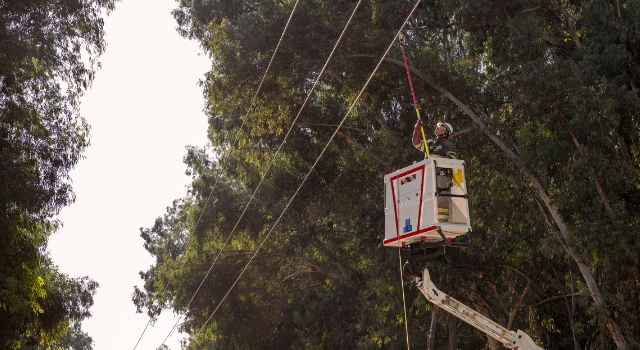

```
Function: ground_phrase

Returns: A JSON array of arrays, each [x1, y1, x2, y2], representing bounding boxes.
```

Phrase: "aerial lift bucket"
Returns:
[[383, 158, 471, 248]]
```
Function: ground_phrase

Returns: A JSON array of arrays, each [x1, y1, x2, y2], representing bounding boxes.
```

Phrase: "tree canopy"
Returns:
[[1, 0, 114, 348], [135, 0, 640, 349]]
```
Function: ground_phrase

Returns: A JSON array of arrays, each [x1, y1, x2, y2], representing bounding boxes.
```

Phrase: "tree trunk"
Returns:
[[617, 134, 634, 168], [448, 313, 458, 350], [569, 270, 582, 350], [467, 284, 504, 349], [555, 0, 582, 50]]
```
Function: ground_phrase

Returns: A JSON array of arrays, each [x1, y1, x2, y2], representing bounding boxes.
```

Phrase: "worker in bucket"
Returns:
[[412, 120, 458, 159]]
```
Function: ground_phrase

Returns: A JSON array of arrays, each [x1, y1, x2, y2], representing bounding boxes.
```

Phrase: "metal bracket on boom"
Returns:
[[402, 229, 472, 280], [413, 268, 544, 350], [407, 228, 472, 253], [437, 228, 472, 248]]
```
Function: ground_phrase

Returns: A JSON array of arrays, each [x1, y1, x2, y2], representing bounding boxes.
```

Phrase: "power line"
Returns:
[[132, 1, 301, 348], [188, 1, 422, 346]]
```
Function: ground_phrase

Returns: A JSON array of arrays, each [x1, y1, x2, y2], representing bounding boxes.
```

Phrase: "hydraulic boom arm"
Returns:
[[414, 268, 544, 350]]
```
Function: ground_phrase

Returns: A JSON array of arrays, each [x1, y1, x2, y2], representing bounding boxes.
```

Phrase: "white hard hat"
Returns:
[[438, 122, 453, 135]]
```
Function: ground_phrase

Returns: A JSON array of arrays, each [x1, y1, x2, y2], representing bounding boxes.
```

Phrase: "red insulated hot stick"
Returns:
[[399, 33, 430, 158]]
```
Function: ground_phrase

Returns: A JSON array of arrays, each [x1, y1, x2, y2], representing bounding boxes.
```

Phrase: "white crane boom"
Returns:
[[414, 268, 544, 350]]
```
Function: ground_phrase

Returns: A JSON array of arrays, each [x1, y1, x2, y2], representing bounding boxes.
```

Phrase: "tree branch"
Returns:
[[262, 252, 348, 283], [325, 68, 399, 146], [534, 292, 588, 306], [300, 122, 374, 136], [557, 111, 616, 222], [336, 130, 388, 167], [555, 0, 582, 50], [495, 265, 534, 330], [451, 126, 475, 138], [520, 5, 543, 14]]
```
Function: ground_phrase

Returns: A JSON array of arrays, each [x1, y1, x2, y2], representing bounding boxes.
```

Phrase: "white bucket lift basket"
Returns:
[[384, 158, 471, 247]]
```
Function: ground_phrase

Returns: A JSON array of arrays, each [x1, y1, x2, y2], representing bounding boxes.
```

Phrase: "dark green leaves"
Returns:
[[1, 0, 112, 347]]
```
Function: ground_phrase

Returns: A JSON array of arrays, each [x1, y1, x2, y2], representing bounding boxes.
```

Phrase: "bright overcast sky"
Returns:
[[48, 0, 210, 349]]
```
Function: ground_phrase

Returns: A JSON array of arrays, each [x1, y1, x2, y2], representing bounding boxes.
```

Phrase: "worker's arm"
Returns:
[[412, 120, 423, 146], [412, 120, 426, 151]]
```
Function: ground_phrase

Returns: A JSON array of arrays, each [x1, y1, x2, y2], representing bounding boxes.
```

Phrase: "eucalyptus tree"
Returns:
[[135, 0, 640, 349], [1, 0, 114, 347], [399, 1, 640, 348]]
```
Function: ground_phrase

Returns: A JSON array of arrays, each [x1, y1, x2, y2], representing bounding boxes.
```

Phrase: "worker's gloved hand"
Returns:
[[412, 119, 424, 145]]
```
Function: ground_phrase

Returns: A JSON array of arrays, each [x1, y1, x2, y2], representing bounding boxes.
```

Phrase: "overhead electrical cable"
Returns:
[[132, 1, 301, 348], [156, 0, 367, 347], [188, 2, 423, 346]]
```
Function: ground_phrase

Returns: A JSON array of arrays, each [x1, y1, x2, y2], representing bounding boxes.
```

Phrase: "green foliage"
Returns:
[[3, 260, 99, 349], [50, 322, 94, 350], [17, 321, 94, 350], [136, 0, 640, 349], [0, 0, 113, 347]]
